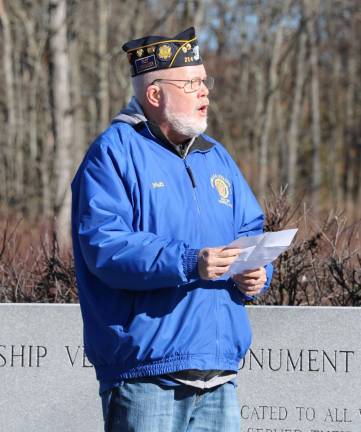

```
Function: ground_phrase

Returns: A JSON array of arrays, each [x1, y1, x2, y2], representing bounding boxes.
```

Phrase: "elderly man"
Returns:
[[72, 27, 272, 432]]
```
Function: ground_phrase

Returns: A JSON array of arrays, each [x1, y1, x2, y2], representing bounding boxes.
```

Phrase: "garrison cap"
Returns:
[[122, 27, 203, 77]]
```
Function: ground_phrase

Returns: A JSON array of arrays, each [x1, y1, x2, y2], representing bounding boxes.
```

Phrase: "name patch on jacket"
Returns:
[[152, 181, 165, 189], [210, 174, 232, 208]]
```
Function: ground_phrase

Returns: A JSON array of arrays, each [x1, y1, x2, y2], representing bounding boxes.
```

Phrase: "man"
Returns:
[[72, 27, 272, 432]]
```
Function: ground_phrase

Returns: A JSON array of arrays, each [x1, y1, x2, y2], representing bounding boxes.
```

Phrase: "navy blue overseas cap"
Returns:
[[122, 27, 203, 77]]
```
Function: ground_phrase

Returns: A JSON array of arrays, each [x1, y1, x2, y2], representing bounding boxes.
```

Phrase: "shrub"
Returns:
[[0, 190, 360, 305]]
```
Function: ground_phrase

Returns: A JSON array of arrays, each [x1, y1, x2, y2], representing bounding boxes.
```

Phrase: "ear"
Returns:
[[146, 85, 161, 108]]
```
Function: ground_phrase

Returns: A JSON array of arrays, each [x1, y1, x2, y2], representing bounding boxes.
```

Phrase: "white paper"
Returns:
[[223, 228, 298, 277]]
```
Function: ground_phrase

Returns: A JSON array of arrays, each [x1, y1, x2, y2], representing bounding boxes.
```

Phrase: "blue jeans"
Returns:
[[101, 380, 240, 432]]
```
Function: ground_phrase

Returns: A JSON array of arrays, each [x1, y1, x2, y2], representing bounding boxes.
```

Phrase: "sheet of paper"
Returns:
[[224, 228, 298, 277]]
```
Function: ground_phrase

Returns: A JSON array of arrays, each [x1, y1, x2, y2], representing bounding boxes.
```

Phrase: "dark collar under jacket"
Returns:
[[134, 121, 214, 158]]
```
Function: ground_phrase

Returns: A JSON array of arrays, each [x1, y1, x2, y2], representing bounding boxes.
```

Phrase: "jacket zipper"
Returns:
[[215, 294, 220, 361], [183, 154, 219, 361], [183, 159, 200, 215], [183, 143, 219, 361]]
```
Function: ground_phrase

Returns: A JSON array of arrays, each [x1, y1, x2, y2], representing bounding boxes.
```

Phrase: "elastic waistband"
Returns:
[[94, 353, 240, 382]]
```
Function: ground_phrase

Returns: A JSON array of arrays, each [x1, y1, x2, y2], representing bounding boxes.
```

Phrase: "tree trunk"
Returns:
[[345, 45, 357, 218], [259, 3, 289, 197], [11, 1, 43, 217], [0, 0, 16, 204], [38, 63, 53, 219], [305, 0, 321, 214], [328, 44, 344, 209], [97, 0, 110, 130], [49, 0, 73, 244], [69, 1, 86, 166], [287, 30, 307, 199], [182, 0, 205, 29]]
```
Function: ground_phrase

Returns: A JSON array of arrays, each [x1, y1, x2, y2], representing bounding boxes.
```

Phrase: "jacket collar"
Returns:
[[134, 121, 214, 157]]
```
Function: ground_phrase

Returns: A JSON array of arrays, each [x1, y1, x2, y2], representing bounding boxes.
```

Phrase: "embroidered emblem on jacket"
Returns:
[[210, 174, 232, 207]]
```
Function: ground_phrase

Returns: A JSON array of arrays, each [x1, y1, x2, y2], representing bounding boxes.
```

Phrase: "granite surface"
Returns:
[[238, 306, 361, 432], [1, 304, 360, 431]]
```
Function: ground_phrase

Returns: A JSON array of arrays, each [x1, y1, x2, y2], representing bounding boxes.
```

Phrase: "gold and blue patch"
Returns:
[[210, 174, 233, 208]]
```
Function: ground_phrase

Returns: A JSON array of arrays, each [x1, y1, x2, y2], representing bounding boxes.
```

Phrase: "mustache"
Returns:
[[196, 100, 209, 109]]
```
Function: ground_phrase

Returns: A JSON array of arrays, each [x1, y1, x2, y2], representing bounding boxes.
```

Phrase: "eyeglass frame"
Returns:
[[150, 76, 214, 93]]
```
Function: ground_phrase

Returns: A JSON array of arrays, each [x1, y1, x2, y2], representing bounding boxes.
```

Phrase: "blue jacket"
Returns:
[[71, 120, 272, 383]]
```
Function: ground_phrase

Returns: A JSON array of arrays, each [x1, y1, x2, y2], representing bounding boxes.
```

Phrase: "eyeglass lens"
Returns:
[[189, 77, 214, 91]]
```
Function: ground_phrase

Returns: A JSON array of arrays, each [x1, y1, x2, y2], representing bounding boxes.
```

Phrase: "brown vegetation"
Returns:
[[257, 187, 361, 305], [0, 189, 360, 305], [0, 217, 77, 303]]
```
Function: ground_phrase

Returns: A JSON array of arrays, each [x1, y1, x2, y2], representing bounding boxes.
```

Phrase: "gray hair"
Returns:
[[131, 69, 172, 102]]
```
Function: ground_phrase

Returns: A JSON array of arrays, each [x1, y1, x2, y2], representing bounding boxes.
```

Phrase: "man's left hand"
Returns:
[[232, 267, 267, 296]]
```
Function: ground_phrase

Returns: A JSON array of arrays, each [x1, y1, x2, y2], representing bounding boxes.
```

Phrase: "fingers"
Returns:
[[201, 247, 240, 259], [233, 267, 267, 296], [234, 281, 264, 296], [238, 267, 265, 278], [198, 247, 240, 280], [233, 275, 265, 287], [219, 247, 242, 257], [206, 255, 239, 267], [233, 267, 266, 283]]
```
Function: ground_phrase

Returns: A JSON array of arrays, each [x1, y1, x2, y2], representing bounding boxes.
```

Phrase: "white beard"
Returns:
[[164, 105, 207, 139]]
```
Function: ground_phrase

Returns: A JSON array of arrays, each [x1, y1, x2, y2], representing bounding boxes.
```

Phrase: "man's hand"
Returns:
[[198, 247, 240, 280], [232, 267, 267, 296]]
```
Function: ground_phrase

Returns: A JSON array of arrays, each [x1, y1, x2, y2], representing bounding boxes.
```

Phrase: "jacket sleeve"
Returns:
[[231, 163, 273, 294], [73, 138, 198, 291]]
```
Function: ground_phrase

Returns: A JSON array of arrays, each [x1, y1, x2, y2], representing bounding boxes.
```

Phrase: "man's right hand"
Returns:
[[198, 247, 240, 280]]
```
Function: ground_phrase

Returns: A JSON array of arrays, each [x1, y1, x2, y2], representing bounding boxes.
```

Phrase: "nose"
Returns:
[[198, 80, 209, 97]]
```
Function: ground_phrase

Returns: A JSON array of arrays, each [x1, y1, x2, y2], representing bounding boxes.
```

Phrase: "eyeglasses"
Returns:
[[151, 76, 214, 93]]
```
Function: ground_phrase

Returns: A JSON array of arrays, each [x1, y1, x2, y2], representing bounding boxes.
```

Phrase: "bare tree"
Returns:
[[259, 0, 291, 197], [305, 0, 321, 214], [287, 27, 307, 199], [0, 0, 360, 234], [68, 0, 86, 166], [49, 0, 73, 243], [97, 0, 110, 130], [345, 14, 358, 218], [0, 0, 15, 203], [181, 0, 205, 29]]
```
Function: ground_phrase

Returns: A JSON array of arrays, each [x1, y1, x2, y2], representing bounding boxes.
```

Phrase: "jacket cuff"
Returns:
[[182, 248, 200, 280]]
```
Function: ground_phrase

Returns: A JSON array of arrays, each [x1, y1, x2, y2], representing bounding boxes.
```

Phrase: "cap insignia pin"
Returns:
[[157, 44, 173, 61]]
